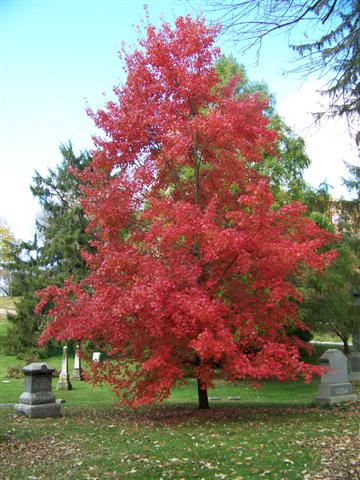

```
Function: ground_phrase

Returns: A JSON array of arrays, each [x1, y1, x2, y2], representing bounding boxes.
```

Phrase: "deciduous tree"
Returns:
[[299, 164, 360, 352], [0, 220, 16, 295], [216, 55, 312, 204], [37, 17, 336, 408], [301, 246, 359, 353]]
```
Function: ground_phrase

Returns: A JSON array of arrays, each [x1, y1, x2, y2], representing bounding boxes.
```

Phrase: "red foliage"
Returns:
[[37, 16, 336, 407]]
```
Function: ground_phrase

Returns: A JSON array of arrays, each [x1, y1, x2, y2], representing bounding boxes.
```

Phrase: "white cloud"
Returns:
[[277, 80, 359, 199]]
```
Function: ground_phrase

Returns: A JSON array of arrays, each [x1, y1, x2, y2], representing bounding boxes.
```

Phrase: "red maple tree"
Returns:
[[37, 16, 336, 409]]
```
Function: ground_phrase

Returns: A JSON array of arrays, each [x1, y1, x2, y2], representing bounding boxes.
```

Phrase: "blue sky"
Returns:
[[0, 0, 358, 241]]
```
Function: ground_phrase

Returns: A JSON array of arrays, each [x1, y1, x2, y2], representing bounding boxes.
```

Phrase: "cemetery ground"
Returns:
[[0, 300, 359, 480]]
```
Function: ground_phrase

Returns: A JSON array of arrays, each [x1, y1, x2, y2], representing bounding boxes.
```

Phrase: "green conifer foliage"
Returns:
[[2, 143, 91, 355]]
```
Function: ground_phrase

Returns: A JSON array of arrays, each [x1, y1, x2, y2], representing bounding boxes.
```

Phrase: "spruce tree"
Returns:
[[2, 143, 91, 355]]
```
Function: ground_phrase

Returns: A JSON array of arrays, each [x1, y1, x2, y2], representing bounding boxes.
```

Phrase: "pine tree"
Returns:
[[2, 143, 91, 355]]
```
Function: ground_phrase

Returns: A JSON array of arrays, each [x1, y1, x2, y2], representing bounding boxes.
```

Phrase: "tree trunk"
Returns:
[[197, 379, 209, 409], [343, 337, 350, 355]]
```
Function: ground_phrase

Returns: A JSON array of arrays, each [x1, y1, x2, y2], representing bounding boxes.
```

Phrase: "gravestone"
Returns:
[[57, 345, 72, 390], [349, 351, 360, 383], [315, 349, 358, 405], [349, 331, 360, 383], [14, 363, 61, 418], [92, 352, 102, 363], [353, 331, 360, 352], [71, 344, 84, 381]]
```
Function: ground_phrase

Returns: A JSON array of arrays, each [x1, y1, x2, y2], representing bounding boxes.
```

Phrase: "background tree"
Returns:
[[0, 220, 16, 295], [338, 161, 360, 254], [38, 17, 336, 409], [1, 143, 91, 355], [205, 0, 360, 138], [216, 54, 312, 205], [338, 160, 360, 344], [2, 236, 47, 354], [301, 246, 359, 353], [30, 143, 91, 283], [299, 162, 360, 351], [218, 55, 357, 351]]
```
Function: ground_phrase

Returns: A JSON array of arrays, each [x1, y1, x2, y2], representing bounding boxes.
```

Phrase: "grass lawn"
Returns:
[[1, 370, 359, 480], [0, 296, 17, 337], [0, 296, 358, 479], [0, 296, 17, 311]]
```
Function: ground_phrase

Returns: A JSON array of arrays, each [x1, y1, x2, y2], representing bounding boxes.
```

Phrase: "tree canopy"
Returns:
[[37, 17, 336, 409], [215, 55, 312, 204], [298, 161, 360, 351]]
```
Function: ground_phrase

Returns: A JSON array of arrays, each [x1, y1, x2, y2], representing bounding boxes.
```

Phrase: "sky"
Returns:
[[0, 0, 358, 242]]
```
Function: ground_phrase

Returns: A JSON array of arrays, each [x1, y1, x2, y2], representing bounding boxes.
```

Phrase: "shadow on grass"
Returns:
[[61, 398, 359, 429]]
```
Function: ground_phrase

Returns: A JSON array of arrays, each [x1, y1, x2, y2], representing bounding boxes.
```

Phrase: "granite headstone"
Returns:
[[349, 351, 360, 383], [353, 331, 360, 352], [14, 363, 61, 418], [315, 349, 358, 405]]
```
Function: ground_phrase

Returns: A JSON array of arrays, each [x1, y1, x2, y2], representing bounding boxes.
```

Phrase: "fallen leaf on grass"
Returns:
[[304, 431, 360, 480]]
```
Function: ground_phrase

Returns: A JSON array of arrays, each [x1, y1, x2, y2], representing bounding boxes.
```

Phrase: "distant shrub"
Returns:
[[17, 349, 41, 364], [6, 364, 60, 378], [6, 365, 23, 378]]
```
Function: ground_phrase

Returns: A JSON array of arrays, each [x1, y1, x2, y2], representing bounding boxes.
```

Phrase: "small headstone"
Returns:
[[57, 345, 72, 390], [349, 351, 360, 383], [208, 396, 221, 401], [315, 349, 358, 405], [92, 352, 102, 363], [14, 363, 61, 418], [71, 345, 84, 381], [227, 396, 241, 401], [353, 331, 360, 352]]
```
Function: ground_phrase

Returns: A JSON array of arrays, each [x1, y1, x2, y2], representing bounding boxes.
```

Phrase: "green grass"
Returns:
[[1, 360, 359, 480], [0, 309, 358, 479], [0, 322, 7, 336], [0, 296, 17, 337], [312, 332, 345, 343], [0, 375, 320, 408], [1, 381, 359, 480]]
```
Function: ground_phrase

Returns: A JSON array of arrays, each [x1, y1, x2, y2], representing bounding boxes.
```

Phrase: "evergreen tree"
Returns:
[[338, 161, 360, 255], [31, 143, 91, 284], [3, 236, 47, 354], [2, 143, 91, 355]]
